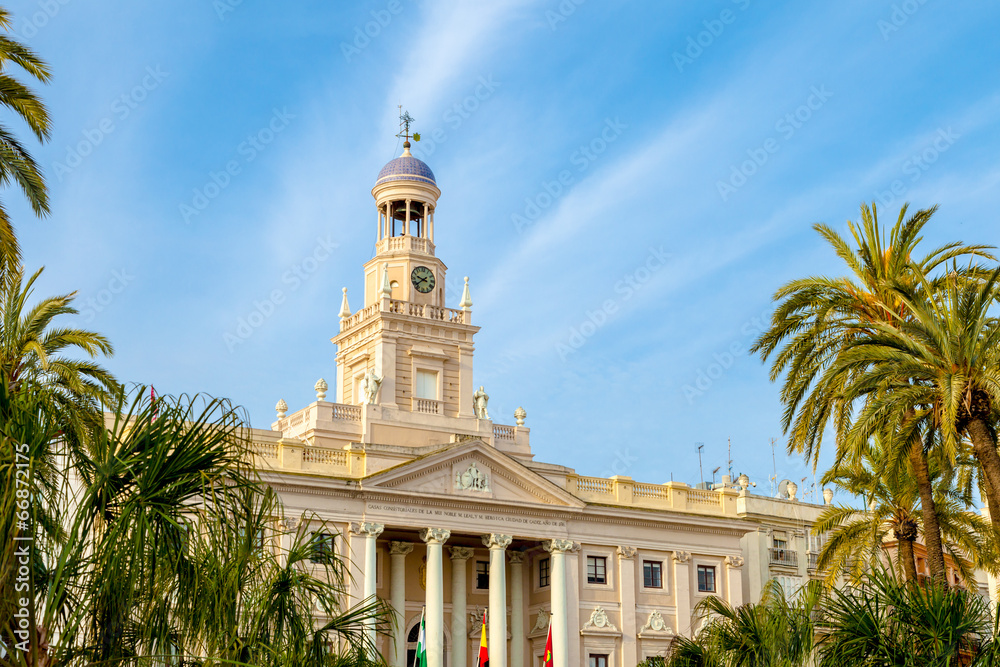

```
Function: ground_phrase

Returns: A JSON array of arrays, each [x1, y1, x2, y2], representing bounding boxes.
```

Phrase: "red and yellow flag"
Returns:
[[542, 619, 554, 667], [475, 610, 489, 667]]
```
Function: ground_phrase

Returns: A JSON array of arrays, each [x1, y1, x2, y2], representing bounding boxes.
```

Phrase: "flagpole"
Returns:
[[413, 606, 426, 667]]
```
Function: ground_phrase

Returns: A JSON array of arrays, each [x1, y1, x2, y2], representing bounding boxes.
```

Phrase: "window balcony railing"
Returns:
[[769, 548, 798, 567], [412, 397, 443, 415], [807, 552, 819, 570]]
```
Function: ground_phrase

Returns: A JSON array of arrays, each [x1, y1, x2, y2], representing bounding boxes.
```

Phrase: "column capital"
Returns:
[[450, 546, 476, 561], [725, 554, 745, 568], [351, 521, 385, 538], [483, 533, 513, 550], [617, 545, 637, 560], [390, 541, 414, 556], [420, 527, 451, 545], [542, 539, 579, 554], [672, 550, 691, 563], [508, 550, 526, 564]]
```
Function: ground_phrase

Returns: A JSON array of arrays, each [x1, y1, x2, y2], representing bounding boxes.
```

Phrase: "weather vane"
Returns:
[[396, 105, 420, 143]]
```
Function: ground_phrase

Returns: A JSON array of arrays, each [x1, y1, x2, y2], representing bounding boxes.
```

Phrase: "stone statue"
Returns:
[[363, 369, 382, 405], [473, 385, 490, 419]]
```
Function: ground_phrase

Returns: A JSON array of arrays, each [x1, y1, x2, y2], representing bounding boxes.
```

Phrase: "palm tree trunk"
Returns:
[[967, 417, 1000, 534], [909, 442, 948, 584], [897, 537, 918, 583]]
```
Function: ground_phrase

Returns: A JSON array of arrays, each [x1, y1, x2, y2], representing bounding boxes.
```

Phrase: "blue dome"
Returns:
[[375, 155, 437, 187]]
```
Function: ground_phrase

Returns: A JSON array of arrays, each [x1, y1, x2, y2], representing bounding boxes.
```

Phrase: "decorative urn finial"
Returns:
[[823, 488, 834, 505], [459, 276, 472, 309], [275, 399, 288, 418], [339, 287, 351, 319], [737, 473, 750, 491], [314, 378, 328, 401], [514, 406, 527, 426], [381, 266, 392, 299]]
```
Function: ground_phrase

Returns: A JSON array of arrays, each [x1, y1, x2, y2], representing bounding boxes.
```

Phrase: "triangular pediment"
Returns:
[[363, 441, 585, 508]]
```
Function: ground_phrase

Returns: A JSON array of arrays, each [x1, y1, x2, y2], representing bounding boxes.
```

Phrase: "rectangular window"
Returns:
[[415, 370, 438, 400], [476, 561, 490, 589], [310, 532, 334, 563], [589, 655, 609, 667], [586, 556, 607, 584], [539, 557, 550, 588], [697, 565, 716, 593], [643, 561, 662, 588], [772, 537, 788, 550]]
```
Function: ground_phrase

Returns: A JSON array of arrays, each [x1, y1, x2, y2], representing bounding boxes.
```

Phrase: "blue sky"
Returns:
[[8, 0, 1000, 501]]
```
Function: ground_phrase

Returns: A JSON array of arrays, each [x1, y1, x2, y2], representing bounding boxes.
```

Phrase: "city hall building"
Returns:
[[250, 136, 834, 667]]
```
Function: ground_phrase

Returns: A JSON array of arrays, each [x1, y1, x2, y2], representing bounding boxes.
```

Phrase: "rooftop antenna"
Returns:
[[711, 466, 721, 489], [770, 437, 778, 496], [727, 437, 733, 480], [696, 443, 705, 487]]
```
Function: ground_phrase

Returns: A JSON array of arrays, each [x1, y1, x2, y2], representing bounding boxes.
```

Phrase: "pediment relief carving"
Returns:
[[361, 442, 583, 508]]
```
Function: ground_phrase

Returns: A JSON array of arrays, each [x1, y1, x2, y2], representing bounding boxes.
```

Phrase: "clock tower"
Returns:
[[331, 135, 479, 420]]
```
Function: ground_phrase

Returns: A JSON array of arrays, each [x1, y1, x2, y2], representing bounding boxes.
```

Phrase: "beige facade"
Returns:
[[253, 140, 833, 667]]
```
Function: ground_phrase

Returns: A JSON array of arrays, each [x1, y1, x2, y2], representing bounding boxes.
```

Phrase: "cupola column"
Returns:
[[404, 198, 412, 236], [428, 206, 434, 242]]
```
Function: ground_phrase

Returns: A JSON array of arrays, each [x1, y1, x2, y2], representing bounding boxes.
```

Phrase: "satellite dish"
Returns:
[[777, 479, 791, 499]]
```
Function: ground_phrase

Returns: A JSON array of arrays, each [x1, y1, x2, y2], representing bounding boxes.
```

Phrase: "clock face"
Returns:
[[411, 266, 435, 293]]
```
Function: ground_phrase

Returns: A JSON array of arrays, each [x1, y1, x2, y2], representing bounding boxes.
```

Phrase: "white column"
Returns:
[[617, 546, 638, 667], [421, 528, 451, 667], [483, 534, 512, 667], [544, 539, 577, 667], [428, 206, 434, 242], [450, 547, 475, 667], [672, 551, 693, 637], [352, 521, 384, 654], [390, 541, 414, 667], [405, 198, 411, 236], [509, 551, 526, 667]]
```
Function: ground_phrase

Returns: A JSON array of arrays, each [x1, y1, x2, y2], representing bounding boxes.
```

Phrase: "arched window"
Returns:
[[406, 620, 447, 667]]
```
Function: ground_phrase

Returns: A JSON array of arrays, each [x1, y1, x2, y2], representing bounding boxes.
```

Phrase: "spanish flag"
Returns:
[[475, 610, 489, 667], [542, 619, 554, 667]]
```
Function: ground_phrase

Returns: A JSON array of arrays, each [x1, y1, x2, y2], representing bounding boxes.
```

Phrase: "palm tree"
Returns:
[[0, 264, 118, 439], [816, 566, 998, 667], [0, 9, 52, 279], [830, 267, 1000, 540], [751, 202, 994, 581], [667, 580, 822, 667], [38, 387, 390, 666], [815, 433, 991, 586]]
